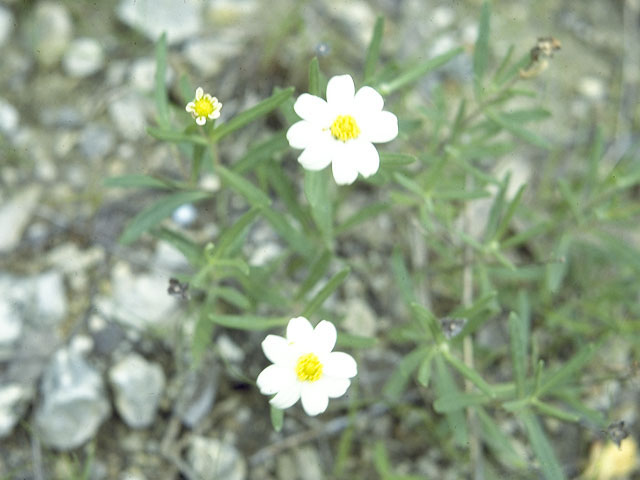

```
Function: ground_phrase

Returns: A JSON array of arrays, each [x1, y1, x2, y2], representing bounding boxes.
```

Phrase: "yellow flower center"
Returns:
[[295, 353, 323, 382], [194, 97, 215, 118], [330, 115, 360, 142]]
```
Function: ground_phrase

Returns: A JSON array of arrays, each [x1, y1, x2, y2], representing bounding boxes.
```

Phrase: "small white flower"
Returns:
[[185, 87, 222, 126], [256, 316, 357, 416], [286, 74, 398, 185]]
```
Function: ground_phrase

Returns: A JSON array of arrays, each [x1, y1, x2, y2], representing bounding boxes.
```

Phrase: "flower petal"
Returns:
[[196, 116, 206, 126], [294, 94, 331, 125], [300, 381, 330, 416], [326, 75, 355, 107], [321, 376, 351, 398], [354, 86, 384, 113], [286, 317, 314, 344], [208, 110, 220, 119], [297, 140, 333, 171], [256, 364, 290, 395], [261, 334, 291, 365], [312, 320, 337, 354], [186, 102, 195, 113], [331, 147, 359, 185], [287, 120, 321, 150], [269, 380, 301, 410], [324, 352, 357, 378], [360, 111, 398, 143], [351, 140, 380, 178], [195, 87, 203, 100]]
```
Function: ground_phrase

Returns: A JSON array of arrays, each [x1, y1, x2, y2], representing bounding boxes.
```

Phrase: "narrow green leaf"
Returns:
[[147, 126, 208, 146], [501, 108, 552, 124], [495, 52, 531, 85], [304, 169, 333, 246], [473, 1, 491, 97], [302, 267, 350, 318], [391, 248, 417, 309], [295, 250, 332, 300], [492, 45, 514, 83], [209, 314, 289, 330], [213, 207, 261, 259], [120, 191, 210, 245], [532, 399, 580, 423], [509, 311, 527, 397], [536, 343, 598, 396], [216, 286, 252, 310], [443, 350, 496, 398], [500, 221, 551, 249], [154, 32, 170, 129], [545, 234, 571, 293], [270, 405, 284, 432], [486, 110, 551, 150], [373, 441, 392, 475], [379, 152, 417, 167], [364, 16, 384, 83], [216, 165, 272, 208], [410, 302, 446, 343], [476, 407, 527, 469], [434, 355, 468, 445], [335, 201, 390, 235], [211, 87, 295, 142], [336, 332, 378, 349], [484, 174, 509, 241], [234, 133, 288, 174], [104, 174, 172, 190], [378, 47, 464, 95], [261, 208, 310, 256], [434, 391, 490, 412], [518, 409, 566, 480], [417, 349, 436, 387], [193, 301, 215, 366], [178, 73, 194, 104], [263, 162, 313, 230], [383, 347, 429, 402], [308, 57, 320, 96], [494, 183, 526, 241], [152, 226, 203, 266], [432, 188, 491, 200]]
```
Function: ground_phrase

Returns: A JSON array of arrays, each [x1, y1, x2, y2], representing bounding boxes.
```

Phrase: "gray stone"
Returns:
[[63, 37, 105, 78], [0, 97, 19, 136], [0, 383, 34, 438], [108, 92, 147, 140], [94, 262, 178, 330], [116, 0, 202, 45], [183, 36, 243, 76], [341, 298, 378, 338], [109, 353, 165, 429], [0, 5, 13, 48], [79, 124, 115, 161], [0, 185, 41, 253], [294, 447, 323, 480], [130, 57, 174, 92], [171, 203, 197, 227], [31, 1, 73, 67], [153, 241, 190, 273], [40, 106, 84, 128], [0, 298, 23, 356], [175, 366, 218, 428], [188, 436, 246, 480], [34, 347, 110, 450]]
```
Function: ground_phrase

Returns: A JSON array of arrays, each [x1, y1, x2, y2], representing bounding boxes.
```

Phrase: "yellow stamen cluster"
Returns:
[[330, 115, 360, 142], [194, 96, 216, 118], [295, 353, 323, 382]]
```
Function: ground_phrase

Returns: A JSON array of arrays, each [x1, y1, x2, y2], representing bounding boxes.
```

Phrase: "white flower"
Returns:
[[286, 74, 398, 185], [256, 316, 357, 416], [185, 87, 222, 126]]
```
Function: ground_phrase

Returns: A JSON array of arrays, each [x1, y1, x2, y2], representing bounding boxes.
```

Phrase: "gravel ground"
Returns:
[[0, 0, 636, 479]]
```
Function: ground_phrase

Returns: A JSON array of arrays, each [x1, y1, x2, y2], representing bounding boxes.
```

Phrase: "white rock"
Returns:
[[341, 298, 378, 338], [31, 1, 73, 67], [63, 37, 105, 78], [33, 270, 67, 325], [109, 353, 165, 429], [153, 241, 190, 272], [116, 0, 202, 45], [46, 243, 106, 275], [175, 367, 218, 428], [0, 299, 22, 353], [578, 76, 606, 101], [216, 335, 244, 363], [188, 437, 246, 480], [431, 6, 455, 29], [95, 262, 177, 330], [0, 97, 19, 136], [108, 92, 147, 140], [205, 0, 259, 27], [172, 203, 197, 227], [130, 57, 174, 92], [34, 348, 110, 450], [0, 5, 13, 48], [79, 124, 115, 160], [0, 383, 34, 438], [0, 185, 41, 253]]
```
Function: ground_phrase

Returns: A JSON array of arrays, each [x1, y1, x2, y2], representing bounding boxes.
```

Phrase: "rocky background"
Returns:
[[0, 0, 637, 479]]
